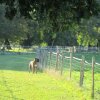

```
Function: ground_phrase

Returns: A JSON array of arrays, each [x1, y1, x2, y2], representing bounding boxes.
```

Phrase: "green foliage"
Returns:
[[76, 16, 100, 46], [40, 42, 48, 47], [77, 32, 83, 46], [0, 1, 100, 46], [0, 0, 100, 31]]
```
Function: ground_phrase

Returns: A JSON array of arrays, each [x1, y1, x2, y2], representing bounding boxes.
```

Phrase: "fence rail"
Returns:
[[36, 46, 100, 99]]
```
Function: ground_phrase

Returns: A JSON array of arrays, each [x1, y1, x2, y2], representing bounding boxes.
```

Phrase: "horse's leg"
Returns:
[[29, 65, 31, 73], [32, 66, 35, 73]]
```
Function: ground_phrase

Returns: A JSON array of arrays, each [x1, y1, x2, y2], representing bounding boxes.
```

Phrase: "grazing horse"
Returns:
[[29, 58, 39, 73]]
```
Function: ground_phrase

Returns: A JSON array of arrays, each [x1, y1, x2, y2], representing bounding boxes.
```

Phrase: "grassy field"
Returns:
[[0, 54, 100, 100]]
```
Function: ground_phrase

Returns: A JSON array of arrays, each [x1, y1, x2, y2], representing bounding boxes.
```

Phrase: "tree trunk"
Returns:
[[4, 38, 12, 50]]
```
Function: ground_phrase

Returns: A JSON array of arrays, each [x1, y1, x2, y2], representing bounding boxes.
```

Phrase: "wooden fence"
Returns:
[[38, 47, 100, 99]]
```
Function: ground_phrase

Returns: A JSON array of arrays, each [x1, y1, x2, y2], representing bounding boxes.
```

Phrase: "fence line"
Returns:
[[73, 57, 82, 61], [95, 62, 100, 66], [80, 56, 85, 87], [64, 56, 70, 59], [65, 55, 99, 66], [44, 48, 100, 99], [47, 51, 100, 71]]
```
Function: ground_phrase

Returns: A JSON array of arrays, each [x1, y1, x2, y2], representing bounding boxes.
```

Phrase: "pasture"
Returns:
[[0, 53, 100, 100]]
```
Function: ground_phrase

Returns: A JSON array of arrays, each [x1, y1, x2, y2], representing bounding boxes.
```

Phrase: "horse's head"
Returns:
[[35, 58, 39, 62]]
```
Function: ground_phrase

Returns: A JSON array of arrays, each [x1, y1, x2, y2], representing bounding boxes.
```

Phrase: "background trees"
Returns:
[[0, 0, 100, 47], [76, 16, 100, 46]]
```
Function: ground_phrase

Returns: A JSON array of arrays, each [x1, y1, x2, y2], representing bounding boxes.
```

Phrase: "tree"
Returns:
[[0, 1, 100, 47], [0, 0, 100, 32], [76, 15, 100, 46], [0, 4, 35, 47]]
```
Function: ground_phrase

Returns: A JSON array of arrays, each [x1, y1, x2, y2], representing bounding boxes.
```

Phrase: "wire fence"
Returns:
[[37, 46, 100, 98]]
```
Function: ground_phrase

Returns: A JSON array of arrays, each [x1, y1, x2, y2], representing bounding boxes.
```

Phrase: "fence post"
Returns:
[[70, 47, 73, 79], [55, 46, 59, 70], [61, 52, 64, 75], [41, 48, 45, 70], [91, 56, 95, 98], [45, 48, 48, 69], [49, 51, 52, 69], [80, 56, 85, 87]]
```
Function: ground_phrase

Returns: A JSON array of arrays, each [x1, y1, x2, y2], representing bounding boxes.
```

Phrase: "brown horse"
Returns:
[[29, 58, 39, 73]]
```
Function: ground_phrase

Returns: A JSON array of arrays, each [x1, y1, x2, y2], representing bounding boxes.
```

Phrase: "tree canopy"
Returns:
[[0, 0, 100, 47], [0, 0, 100, 31]]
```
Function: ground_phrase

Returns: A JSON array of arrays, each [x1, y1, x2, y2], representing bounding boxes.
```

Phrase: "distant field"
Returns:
[[0, 53, 100, 100], [0, 54, 34, 71]]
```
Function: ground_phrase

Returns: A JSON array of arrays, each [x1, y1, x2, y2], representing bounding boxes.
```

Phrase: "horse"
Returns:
[[29, 58, 39, 73]]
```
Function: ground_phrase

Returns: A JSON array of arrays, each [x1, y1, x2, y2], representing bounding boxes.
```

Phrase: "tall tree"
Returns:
[[0, 5, 32, 47], [76, 15, 100, 46], [0, 1, 100, 47], [0, 0, 100, 32]]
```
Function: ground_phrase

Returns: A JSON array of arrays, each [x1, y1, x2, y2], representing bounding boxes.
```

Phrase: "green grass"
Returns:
[[0, 54, 100, 100], [0, 70, 88, 100]]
